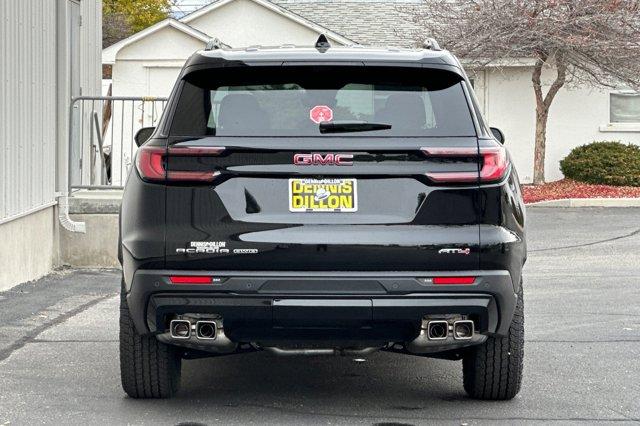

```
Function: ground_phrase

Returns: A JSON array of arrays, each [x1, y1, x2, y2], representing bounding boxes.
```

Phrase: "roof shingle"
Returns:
[[271, 0, 422, 47]]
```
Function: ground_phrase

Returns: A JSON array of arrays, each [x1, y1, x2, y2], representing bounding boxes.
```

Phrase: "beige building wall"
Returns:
[[186, 0, 334, 48], [475, 67, 640, 182], [0, 208, 56, 291], [112, 26, 208, 97]]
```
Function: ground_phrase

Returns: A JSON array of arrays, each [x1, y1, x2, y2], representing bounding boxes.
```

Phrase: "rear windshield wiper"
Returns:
[[319, 121, 392, 134]]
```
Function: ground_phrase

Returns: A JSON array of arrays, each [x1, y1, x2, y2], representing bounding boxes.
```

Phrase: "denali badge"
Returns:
[[293, 153, 353, 166], [438, 248, 471, 255]]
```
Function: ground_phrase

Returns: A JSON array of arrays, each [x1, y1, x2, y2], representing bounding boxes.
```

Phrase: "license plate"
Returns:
[[289, 178, 357, 212]]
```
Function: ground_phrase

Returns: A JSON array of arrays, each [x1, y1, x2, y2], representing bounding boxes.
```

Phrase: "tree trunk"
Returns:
[[531, 53, 566, 185], [533, 108, 548, 185]]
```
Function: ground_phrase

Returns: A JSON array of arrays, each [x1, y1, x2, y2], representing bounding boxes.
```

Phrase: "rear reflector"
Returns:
[[135, 145, 225, 182], [433, 276, 476, 285], [169, 276, 213, 284], [422, 145, 509, 183]]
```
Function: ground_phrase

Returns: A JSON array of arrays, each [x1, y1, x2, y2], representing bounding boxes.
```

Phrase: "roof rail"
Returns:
[[422, 38, 442, 51], [205, 38, 230, 51]]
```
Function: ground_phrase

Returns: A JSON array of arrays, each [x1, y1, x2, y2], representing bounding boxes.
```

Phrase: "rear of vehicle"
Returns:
[[119, 47, 526, 400]]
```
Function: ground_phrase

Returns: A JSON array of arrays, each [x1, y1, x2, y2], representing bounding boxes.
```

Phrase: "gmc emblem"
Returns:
[[293, 153, 354, 166]]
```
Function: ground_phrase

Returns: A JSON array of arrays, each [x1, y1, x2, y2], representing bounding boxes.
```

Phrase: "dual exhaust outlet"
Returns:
[[162, 316, 237, 354], [426, 319, 474, 340], [405, 318, 482, 354], [170, 319, 217, 340], [171, 318, 474, 342]]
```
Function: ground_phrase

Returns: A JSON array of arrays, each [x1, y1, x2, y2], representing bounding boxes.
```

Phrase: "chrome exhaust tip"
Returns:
[[170, 319, 191, 339], [427, 320, 449, 340], [453, 320, 474, 340], [195, 321, 217, 340]]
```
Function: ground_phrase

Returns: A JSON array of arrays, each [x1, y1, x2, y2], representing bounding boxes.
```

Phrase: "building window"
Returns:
[[610, 92, 640, 123]]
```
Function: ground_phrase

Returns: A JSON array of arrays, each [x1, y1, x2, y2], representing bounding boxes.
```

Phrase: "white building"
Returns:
[[0, 0, 102, 290], [103, 0, 640, 183]]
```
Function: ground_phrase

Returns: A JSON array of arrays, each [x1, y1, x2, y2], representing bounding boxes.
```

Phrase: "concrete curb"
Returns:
[[69, 190, 122, 214], [527, 197, 640, 207]]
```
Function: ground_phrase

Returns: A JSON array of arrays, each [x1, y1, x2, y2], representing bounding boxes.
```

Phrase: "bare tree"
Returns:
[[103, 11, 131, 48], [407, 0, 640, 184]]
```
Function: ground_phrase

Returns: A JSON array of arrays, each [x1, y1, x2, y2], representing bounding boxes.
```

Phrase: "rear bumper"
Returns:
[[126, 270, 517, 340]]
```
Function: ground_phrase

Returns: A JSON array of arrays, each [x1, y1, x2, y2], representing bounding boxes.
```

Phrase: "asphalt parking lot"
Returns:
[[1, 207, 639, 425]]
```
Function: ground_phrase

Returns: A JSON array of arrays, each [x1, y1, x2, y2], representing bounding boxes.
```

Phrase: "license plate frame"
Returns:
[[288, 178, 358, 213]]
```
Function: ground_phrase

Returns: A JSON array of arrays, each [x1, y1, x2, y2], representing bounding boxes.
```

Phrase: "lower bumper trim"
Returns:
[[126, 270, 516, 338]]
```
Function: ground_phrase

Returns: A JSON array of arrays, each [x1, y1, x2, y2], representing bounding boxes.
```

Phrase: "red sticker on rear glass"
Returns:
[[309, 105, 333, 124]]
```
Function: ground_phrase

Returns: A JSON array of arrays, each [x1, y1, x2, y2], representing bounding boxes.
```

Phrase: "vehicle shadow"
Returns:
[[133, 350, 499, 419]]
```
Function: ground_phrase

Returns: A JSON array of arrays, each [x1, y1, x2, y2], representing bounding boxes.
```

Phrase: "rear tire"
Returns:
[[119, 281, 181, 398], [462, 283, 524, 400]]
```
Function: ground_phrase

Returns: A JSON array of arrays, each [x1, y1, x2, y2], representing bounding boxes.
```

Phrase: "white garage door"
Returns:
[[146, 66, 183, 97]]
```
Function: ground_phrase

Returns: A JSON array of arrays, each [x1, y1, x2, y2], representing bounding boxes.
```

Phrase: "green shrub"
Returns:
[[560, 141, 640, 187]]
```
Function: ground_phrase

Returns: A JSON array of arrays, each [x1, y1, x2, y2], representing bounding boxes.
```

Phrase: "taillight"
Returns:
[[135, 146, 166, 181], [422, 145, 509, 183], [477, 146, 509, 182], [135, 145, 225, 182]]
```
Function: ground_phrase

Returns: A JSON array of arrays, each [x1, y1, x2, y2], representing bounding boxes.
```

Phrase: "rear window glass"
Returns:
[[170, 66, 475, 137]]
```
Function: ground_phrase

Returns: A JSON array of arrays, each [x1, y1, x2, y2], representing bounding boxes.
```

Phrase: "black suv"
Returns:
[[119, 37, 526, 400]]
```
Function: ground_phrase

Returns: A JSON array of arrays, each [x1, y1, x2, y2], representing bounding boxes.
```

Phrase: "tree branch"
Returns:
[[532, 55, 545, 112], [543, 52, 567, 110]]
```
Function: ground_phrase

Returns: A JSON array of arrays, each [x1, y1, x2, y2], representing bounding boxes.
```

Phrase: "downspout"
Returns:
[[58, 193, 86, 233], [58, 97, 86, 233], [55, 2, 85, 234]]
